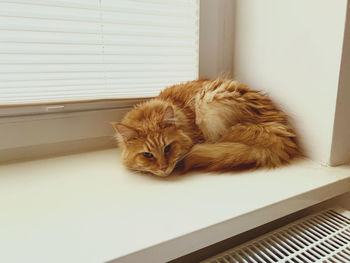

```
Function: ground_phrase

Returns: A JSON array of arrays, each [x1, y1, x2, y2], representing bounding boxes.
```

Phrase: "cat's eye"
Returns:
[[164, 144, 171, 153], [143, 152, 153, 158]]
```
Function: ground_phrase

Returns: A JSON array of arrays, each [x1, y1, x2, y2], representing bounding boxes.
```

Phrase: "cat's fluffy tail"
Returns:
[[184, 123, 300, 171]]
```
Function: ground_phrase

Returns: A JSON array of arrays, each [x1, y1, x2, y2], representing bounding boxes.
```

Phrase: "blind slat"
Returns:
[[0, 64, 196, 75], [0, 44, 195, 55], [0, 77, 190, 89], [0, 17, 194, 37], [0, 6, 193, 27], [0, 71, 194, 81], [1, 85, 168, 96], [0, 0, 199, 105], [0, 30, 195, 46], [0, 54, 195, 64], [0, 63, 196, 72], [3, 0, 193, 16]]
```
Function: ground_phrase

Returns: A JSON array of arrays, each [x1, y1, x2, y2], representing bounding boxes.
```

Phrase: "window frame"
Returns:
[[0, 0, 234, 162]]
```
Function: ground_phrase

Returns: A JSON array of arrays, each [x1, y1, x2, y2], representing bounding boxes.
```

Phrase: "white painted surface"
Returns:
[[199, 0, 234, 78], [330, 1, 350, 165], [0, 149, 349, 263], [0, 108, 128, 151], [233, 0, 348, 164]]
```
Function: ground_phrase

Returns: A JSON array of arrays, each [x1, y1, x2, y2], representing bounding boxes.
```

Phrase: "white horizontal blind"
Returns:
[[0, 0, 199, 105]]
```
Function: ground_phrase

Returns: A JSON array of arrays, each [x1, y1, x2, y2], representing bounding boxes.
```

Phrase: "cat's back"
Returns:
[[157, 79, 205, 107]]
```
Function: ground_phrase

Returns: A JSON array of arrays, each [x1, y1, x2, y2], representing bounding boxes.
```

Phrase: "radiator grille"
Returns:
[[201, 208, 350, 263]]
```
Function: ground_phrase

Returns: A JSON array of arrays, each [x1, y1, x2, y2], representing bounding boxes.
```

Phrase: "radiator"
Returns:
[[201, 208, 350, 263]]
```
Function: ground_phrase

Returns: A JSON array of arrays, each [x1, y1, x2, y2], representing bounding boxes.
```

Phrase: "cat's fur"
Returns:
[[112, 79, 299, 177]]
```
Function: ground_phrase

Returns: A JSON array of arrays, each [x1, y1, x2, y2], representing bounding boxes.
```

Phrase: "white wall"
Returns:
[[330, 1, 350, 166], [233, 0, 348, 165]]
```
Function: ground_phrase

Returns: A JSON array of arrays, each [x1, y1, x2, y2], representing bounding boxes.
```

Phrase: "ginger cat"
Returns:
[[112, 79, 299, 177]]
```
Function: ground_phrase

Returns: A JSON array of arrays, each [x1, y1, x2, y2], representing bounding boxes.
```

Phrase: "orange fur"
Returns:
[[112, 79, 299, 177]]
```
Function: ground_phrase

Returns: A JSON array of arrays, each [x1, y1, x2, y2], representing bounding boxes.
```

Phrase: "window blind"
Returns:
[[0, 0, 199, 105]]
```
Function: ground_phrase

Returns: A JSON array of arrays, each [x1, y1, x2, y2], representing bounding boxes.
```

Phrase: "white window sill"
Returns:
[[0, 149, 350, 263]]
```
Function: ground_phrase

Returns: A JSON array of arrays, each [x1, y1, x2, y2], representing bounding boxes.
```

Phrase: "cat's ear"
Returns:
[[162, 106, 175, 127], [111, 122, 138, 142]]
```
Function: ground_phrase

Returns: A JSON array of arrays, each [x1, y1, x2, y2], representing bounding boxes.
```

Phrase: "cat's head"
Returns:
[[112, 105, 193, 177]]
